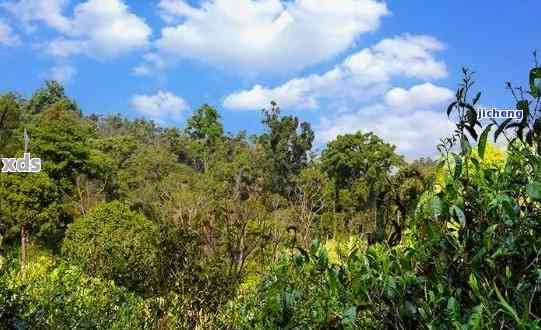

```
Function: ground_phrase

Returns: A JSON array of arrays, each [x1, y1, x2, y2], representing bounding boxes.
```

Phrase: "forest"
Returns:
[[1, 60, 541, 329]]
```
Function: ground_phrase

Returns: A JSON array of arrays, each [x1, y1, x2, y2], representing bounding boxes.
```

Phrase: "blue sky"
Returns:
[[0, 0, 539, 159]]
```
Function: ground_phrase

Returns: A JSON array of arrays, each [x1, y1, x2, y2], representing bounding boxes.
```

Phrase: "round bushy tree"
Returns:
[[62, 201, 160, 295]]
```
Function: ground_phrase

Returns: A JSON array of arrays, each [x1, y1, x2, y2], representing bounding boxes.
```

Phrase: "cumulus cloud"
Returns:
[[131, 91, 189, 121], [3, 0, 151, 58], [224, 35, 447, 111], [46, 64, 77, 83], [1, 0, 70, 32], [0, 20, 20, 46], [155, 0, 389, 73], [343, 34, 447, 81], [316, 102, 455, 160], [384, 83, 454, 111]]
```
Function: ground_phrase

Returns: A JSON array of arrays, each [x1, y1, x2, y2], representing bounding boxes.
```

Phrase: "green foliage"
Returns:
[[224, 63, 541, 329], [27, 80, 80, 115], [0, 172, 61, 245], [0, 93, 23, 154], [62, 202, 161, 295], [3, 60, 541, 329], [0, 256, 157, 329], [222, 241, 423, 329], [258, 101, 314, 195], [322, 131, 403, 192], [186, 104, 224, 143], [30, 104, 97, 186]]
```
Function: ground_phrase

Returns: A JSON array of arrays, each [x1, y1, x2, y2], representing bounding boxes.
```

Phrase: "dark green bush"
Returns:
[[62, 201, 161, 295]]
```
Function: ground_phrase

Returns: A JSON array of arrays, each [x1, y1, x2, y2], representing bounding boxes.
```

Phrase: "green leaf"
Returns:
[[451, 153, 462, 179], [456, 87, 464, 101], [517, 100, 529, 111], [341, 306, 357, 326], [527, 182, 541, 201], [431, 196, 444, 219], [310, 240, 321, 255], [494, 118, 512, 142], [494, 284, 521, 325], [477, 124, 493, 159], [460, 135, 471, 155], [446, 297, 460, 322], [530, 68, 541, 97], [447, 101, 458, 117], [451, 205, 466, 226], [465, 104, 478, 127], [328, 269, 339, 292], [465, 124, 478, 141]]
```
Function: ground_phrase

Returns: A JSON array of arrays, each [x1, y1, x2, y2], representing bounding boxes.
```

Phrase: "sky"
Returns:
[[0, 0, 539, 159]]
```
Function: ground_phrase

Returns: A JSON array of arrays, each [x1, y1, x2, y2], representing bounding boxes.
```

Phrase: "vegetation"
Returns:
[[1, 57, 541, 329]]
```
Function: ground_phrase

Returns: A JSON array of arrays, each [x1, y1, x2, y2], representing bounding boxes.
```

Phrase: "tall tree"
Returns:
[[258, 101, 314, 195], [185, 104, 225, 171], [30, 103, 96, 189], [321, 132, 403, 240], [185, 104, 224, 143], [0, 172, 60, 269], [27, 81, 79, 115], [0, 93, 23, 155]]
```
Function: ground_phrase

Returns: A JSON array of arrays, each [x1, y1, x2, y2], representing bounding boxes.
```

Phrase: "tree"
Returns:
[[291, 166, 332, 247], [0, 93, 23, 154], [30, 103, 97, 190], [0, 172, 60, 269], [185, 104, 225, 172], [62, 201, 161, 295], [118, 144, 182, 221], [321, 132, 403, 241], [27, 81, 79, 115], [258, 101, 314, 195], [185, 104, 224, 143], [383, 164, 428, 246]]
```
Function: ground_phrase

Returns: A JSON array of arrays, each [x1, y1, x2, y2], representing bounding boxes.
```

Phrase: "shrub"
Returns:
[[0, 256, 158, 329], [62, 201, 161, 295]]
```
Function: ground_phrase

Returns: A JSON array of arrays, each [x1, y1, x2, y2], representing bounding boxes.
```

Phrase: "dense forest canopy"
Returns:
[[1, 60, 541, 329]]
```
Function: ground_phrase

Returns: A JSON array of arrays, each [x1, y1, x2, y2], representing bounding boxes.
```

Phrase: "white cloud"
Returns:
[[384, 83, 454, 112], [0, 20, 20, 46], [224, 35, 447, 111], [155, 0, 389, 73], [133, 53, 167, 76], [224, 68, 349, 110], [131, 91, 189, 121], [1, 0, 70, 31], [3, 0, 151, 58], [46, 64, 77, 83], [45, 38, 86, 57], [316, 103, 455, 160], [343, 34, 447, 81]]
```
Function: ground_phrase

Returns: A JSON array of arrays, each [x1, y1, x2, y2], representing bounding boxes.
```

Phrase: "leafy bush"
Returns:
[[62, 201, 161, 295], [222, 240, 425, 329], [0, 256, 158, 329]]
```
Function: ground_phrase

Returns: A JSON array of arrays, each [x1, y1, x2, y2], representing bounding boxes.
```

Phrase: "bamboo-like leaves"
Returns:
[[478, 124, 493, 160], [494, 118, 513, 142]]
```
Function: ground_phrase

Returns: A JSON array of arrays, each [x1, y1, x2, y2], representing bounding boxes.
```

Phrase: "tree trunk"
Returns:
[[21, 224, 28, 272]]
